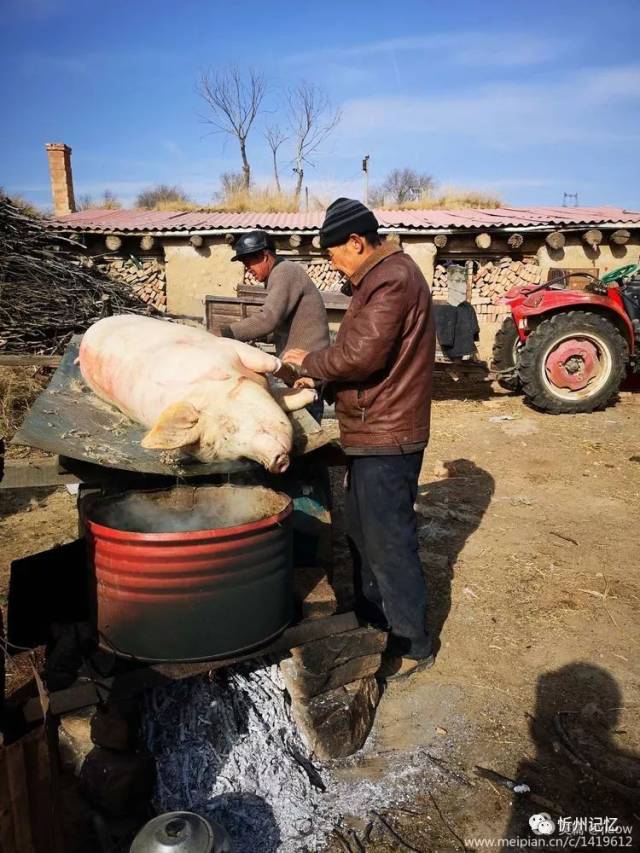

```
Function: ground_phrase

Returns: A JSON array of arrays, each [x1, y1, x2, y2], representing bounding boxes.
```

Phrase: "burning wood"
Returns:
[[0, 193, 161, 355]]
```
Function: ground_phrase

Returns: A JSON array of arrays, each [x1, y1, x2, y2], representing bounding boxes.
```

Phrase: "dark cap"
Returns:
[[319, 198, 379, 249], [231, 230, 275, 261]]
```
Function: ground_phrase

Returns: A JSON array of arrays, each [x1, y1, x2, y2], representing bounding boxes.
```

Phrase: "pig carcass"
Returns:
[[79, 315, 316, 472]]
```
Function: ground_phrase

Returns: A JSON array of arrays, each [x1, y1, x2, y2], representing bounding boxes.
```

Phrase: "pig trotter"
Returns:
[[271, 386, 318, 413]]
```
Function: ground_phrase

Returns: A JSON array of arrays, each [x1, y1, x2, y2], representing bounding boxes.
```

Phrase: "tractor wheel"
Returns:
[[518, 311, 627, 414], [491, 316, 522, 391]]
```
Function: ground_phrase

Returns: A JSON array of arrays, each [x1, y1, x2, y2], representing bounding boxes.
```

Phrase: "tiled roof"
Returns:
[[46, 206, 640, 235]]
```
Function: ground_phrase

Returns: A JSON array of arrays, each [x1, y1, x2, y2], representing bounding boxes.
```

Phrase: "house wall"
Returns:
[[164, 238, 239, 317], [535, 235, 639, 279], [91, 229, 639, 326]]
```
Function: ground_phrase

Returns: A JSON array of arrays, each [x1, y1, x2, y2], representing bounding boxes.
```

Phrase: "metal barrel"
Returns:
[[81, 485, 294, 662]]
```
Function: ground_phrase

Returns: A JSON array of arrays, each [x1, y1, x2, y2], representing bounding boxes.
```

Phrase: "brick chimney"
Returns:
[[45, 142, 76, 215]]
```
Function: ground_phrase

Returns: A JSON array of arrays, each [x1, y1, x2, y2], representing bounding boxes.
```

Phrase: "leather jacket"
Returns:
[[302, 243, 435, 454]]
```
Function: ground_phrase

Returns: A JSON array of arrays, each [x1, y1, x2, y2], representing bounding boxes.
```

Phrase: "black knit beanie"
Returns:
[[319, 197, 379, 249]]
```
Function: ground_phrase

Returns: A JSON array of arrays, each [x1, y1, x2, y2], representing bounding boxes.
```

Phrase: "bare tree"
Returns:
[[372, 168, 436, 206], [197, 67, 266, 190], [264, 125, 288, 193], [215, 171, 245, 203], [287, 83, 341, 203], [78, 189, 122, 210], [136, 184, 190, 210]]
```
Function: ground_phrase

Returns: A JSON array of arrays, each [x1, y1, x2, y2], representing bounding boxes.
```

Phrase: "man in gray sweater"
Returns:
[[220, 230, 330, 358]]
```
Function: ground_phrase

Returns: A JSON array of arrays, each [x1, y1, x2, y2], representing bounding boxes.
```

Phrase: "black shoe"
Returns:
[[378, 652, 436, 681]]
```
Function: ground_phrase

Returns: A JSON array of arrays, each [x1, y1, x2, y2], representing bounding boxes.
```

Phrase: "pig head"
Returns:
[[140, 375, 295, 473]]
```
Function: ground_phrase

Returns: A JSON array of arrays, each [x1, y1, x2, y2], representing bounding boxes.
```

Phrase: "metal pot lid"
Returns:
[[130, 812, 233, 853]]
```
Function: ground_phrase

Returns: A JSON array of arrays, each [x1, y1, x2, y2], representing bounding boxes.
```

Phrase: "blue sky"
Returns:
[[1, 0, 639, 210]]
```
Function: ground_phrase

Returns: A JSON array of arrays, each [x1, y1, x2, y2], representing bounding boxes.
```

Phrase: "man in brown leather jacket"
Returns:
[[284, 198, 436, 677]]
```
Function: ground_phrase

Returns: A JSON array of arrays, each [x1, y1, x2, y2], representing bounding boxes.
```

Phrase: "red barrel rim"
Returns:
[[83, 492, 293, 542]]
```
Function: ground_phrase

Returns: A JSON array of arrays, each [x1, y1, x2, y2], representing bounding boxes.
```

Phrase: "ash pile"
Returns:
[[0, 193, 160, 355], [144, 662, 438, 853]]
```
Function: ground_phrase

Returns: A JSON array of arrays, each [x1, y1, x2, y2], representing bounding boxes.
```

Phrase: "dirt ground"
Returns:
[[1, 380, 639, 850]]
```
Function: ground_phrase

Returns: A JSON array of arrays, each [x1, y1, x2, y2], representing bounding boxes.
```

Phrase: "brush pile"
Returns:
[[0, 194, 160, 354]]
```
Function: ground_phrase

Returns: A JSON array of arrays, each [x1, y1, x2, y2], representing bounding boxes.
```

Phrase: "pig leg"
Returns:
[[271, 386, 317, 413], [223, 339, 281, 375]]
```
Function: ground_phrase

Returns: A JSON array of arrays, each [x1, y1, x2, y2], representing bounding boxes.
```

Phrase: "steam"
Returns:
[[85, 485, 289, 534]]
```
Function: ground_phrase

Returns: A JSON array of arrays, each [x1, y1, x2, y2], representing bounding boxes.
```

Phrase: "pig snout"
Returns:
[[249, 429, 291, 474], [268, 451, 290, 474]]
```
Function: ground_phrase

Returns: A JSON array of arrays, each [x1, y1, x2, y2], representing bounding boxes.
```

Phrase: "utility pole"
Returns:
[[305, 186, 309, 212], [362, 155, 370, 206]]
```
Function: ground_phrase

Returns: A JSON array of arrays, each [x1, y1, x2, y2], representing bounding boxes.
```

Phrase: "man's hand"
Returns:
[[293, 376, 316, 390], [282, 348, 309, 367]]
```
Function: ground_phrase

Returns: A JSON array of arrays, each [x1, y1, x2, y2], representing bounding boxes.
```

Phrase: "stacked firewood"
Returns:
[[305, 258, 344, 292], [98, 258, 166, 311], [0, 194, 161, 354], [244, 258, 344, 292], [432, 258, 542, 322]]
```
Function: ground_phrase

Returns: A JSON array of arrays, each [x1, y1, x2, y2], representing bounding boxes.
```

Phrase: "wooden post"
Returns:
[[189, 235, 204, 248], [475, 233, 492, 250], [434, 234, 448, 248], [507, 233, 524, 250], [289, 234, 302, 248], [311, 235, 321, 249], [140, 235, 155, 252], [224, 233, 235, 245], [611, 229, 630, 246], [583, 229, 603, 249], [105, 235, 122, 252], [465, 260, 475, 302], [545, 231, 565, 250]]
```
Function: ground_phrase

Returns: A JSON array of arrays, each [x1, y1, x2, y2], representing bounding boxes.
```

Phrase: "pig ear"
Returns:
[[141, 401, 202, 450]]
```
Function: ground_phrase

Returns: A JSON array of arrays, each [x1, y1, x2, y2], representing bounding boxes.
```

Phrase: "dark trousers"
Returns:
[[344, 452, 432, 659]]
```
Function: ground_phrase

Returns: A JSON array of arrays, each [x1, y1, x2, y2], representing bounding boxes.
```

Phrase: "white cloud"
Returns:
[[287, 32, 567, 68], [580, 64, 640, 102], [335, 64, 640, 149], [162, 141, 186, 159]]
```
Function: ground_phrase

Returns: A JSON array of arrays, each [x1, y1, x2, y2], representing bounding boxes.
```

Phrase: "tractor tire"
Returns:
[[491, 316, 521, 391], [518, 311, 627, 414]]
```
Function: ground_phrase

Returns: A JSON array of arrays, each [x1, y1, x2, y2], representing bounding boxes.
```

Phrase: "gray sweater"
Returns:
[[229, 260, 330, 356]]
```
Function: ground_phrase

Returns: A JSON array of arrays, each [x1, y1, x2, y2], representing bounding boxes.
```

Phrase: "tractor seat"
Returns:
[[621, 279, 640, 323]]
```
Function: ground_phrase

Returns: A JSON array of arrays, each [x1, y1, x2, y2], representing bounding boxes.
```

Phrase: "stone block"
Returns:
[[281, 653, 381, 699], [291, 676, 380, 759], [290, 627, 387, 673], [294, 567, 337, 620], [91, 704, 138, 752], [58, 707, 94, 776], [80, 746, 156, 817]]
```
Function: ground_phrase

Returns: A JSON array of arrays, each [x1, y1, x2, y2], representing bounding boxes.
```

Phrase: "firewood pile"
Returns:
[[98, 257, 166, 311], [0, 194, 161, 354], [432, 257, 542, 322], [244, 258, 344, 292], [305, 258, 344, 292]]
